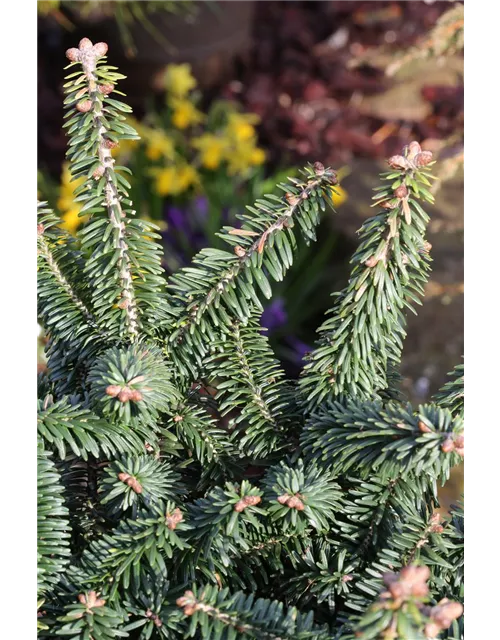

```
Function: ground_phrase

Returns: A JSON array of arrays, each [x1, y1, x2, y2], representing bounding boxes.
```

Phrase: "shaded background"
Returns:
[[38, 0, 464, 506]]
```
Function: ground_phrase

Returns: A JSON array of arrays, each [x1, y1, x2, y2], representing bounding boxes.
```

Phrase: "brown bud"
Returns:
[[103, 138, 119, 149], [37, 223, 44, 236], [313, 161, 325, 175], [176, 591, 195, 608], [381, 200, 397, 209], [277, 494, 290, 505], [424, 622, 441, 638], [129, 389, 143, 402], [414, 151, 433, 167], [234, 245, 246, 258], [287, 495, 305, 511], [285, 193, 300, 206], [365, 256, 378, 268], [454, 434, 464, 457], [93, 42, 109, 58], [118, 475, 140, 493], [105, 384, 122, 398], [394, 185, 408, 199], [78, 594, 86, 605], [118, 298, 130, 309], [402, 565, 430, 584], [93, 165, 105, 179], [430, 523, 444, 534], [387, 155, 410, 170], [76, 100, 92, 113], [234, 500, 246, 512], [407, 141, 422, 160], [98, 83, 114, 95], [430, 512, 442, 526], [153, 617, 163, 628], [183, 605, 196, 616], [173, 414, 183, 423], [441, 437, 455, 454], [326, 170, 338, 185], [418, 420, 432, 433], [79, 38, 93, 50], [66, 48, 81, 62], [454, 434, 464, 448], [244, 495, 261, 506], [342, 574, 353, 583], [118, 387, 133, 403], [166, 507, 183, 529], [145, 609, 153, 618], [431, 601, 463, 628]]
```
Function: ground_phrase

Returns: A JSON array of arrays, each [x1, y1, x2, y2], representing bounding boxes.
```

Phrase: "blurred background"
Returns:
[[37, 0, 464, 506]]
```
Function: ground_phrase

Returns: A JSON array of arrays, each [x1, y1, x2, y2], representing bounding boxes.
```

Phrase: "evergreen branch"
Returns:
[[344, 508, 456, 617], [38, 442, 72, 596], [352, 565, 462, 640], [44, 335, 103, 398], [176, 584, 330, 639], [301, 400, 463, 481], [206, 315, 296, 459], [338, 475, 433, 560], [64, 38, 166, 341], [166, 164, 338, 379], [187, 481, 265, 560], [87, 344, 181, 429], [56, 455, 106, 550], [37, 202, 102, 344], [163, 393, 237, 468], [121, 575, 185, 638], [262, 459, 343, 534], [300, 143, 435, 408], [38, 396, 152, 459], [99, 455, 183, 516], [432, 362, 464, 419], [78, 501, 190, 600], [55, 590, 129, 639], [432, 500, 463, 603]]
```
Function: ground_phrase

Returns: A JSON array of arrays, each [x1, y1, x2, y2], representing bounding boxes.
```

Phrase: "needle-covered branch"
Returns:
[[301, 400, 463, 481], [300, 143, 435, 408], [166, 163, 338, 379], [64, 38, 167, 341]]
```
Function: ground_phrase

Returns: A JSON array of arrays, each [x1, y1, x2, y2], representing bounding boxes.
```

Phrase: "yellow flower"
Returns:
[[192, 134, 227, 170], [153, 166, 177, 196], [226, 112, 260, 142], [151, 164, 199, 196], [171, 99, 204, 130], [163, 64, 197, 98], [329, 184, 348, 207], [57, 163, 86, 234], [249, 147, 266, 166], [145, 130, 176, 161], [176, 164, 199, 192], [60, 208, 82, 235]]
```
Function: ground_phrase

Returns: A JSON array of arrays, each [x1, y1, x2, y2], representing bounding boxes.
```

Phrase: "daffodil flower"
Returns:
[[163, 63, 197, 98], [170, 99, 204, 130]]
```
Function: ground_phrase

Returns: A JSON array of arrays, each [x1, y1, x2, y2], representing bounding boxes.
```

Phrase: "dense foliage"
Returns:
[[37, 38, 464, 639]]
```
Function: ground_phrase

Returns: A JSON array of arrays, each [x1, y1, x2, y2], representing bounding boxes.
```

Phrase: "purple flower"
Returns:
[[165, 206, 187, 232], [194, 196, 209, 219], [261, 298, 287, 333], [286, 337, 311, 365]]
